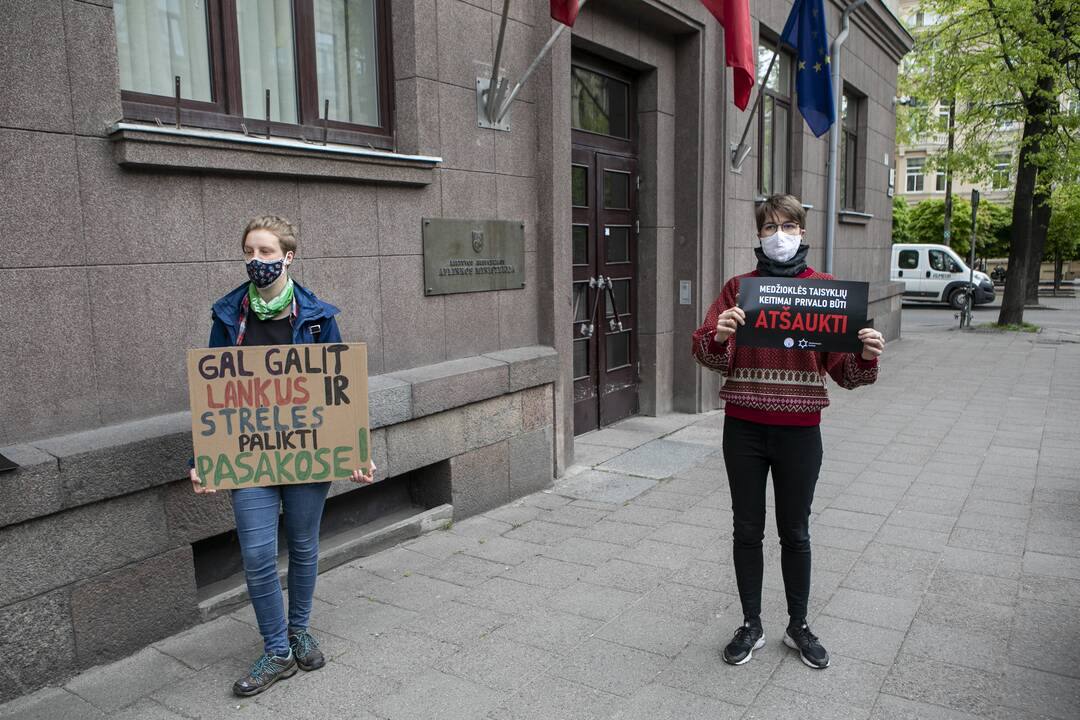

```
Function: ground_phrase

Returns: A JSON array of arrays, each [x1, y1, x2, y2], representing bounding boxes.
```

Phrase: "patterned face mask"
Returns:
[[246, 257, 285, 288]]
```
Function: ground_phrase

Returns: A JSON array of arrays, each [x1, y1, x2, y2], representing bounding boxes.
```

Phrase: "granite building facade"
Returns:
[[0, 0, 910, 700]]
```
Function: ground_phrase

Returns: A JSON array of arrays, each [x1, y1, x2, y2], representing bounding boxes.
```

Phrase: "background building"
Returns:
[[0, 0, 910, 700]]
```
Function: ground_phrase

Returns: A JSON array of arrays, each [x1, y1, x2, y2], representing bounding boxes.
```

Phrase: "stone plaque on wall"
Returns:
[[422, 218, 526, 296]]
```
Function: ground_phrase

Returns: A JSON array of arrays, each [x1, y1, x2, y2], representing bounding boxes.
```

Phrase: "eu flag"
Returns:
[[780, 0, 835, 137]]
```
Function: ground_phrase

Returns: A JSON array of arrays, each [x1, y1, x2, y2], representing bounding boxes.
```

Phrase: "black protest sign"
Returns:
[[736, 277, 869, 354]]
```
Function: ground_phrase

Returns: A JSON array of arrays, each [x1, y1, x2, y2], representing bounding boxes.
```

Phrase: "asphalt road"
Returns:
[[901, 285, 1080, 336]]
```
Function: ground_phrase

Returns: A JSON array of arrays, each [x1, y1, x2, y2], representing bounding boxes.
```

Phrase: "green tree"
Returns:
[[900, 0, 1080, 322], [891, 195, 913, 244], [1046, 184, 1080, 289], [905, 196, 1010, 261]]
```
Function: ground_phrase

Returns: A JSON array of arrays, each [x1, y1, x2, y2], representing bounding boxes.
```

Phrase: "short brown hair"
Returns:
[[755, 194, 806, 231], [242, 215, 298, 253]]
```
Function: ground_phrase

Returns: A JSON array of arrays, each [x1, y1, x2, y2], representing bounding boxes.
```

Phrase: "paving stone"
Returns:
[[552, 469, 658, 504], [612, 683, 743, 720], [1007, 600, 1080, 677], [871, 693, 986, 720], [483, 503, 545, 527], [638, 581, 729, 624], [581, 519, 657, 547], [915, 593, 1014, 632], [540, 504, 611, 529], [745, 684, 873, 720], [567, 442, 628, 469], [770, 652, 889, 710], [152, 616, 262, 671], [0, 688, 105, 720], [501, 555, 588, 589], [67, 648, 194, 716], [810, 615, 905, 666], [597, 440, 715, 480], [335, 627, 459, 681], [434, 636, 556, 692], [502, 520, 582, 546], [880, 653, 1002, 717], [999, 664, 1080, 720], [617, 539, 696, 571], [899, 618, 1006, 673], [458, 576, 553, 615], [575, 428, 657, 450], [634, 489, 702, 511], [371, 669, 501, 720], [310, 596, 420, 642], [552, 638, 671, 697], [109, 699, 193, 720], [487, 675, 625, 720], [811, 523, 876, 552], [314, 563, 395, 605], [1019, 574, 1080, 607], [885, 509, 956, 533], [400, 600, 511, 646], [541, 537, 625, 567], [939, 546, 1022, 579], [596, 608, 702, 658], [646, 522, 719, 550], [151, 655, 263, 719], [403, 530, 483, 560], [1023, 551, 1080, 580], [419, 552, 509, 588], [449, 515, 515, 539], [927, 567, 1019, 606], [459, 535, 546, 566], [490, 607, 603, 656], [352, 546, 441, 580], [362, 572, 469, 610], [588, 558, 671, 594], [546, 581, 641, 621], [827, 492, 897, 516], [841, 561, 933, 599], [656, 640, 781, 706], [821, 589, 920, 631], [255, 660, 384, 720], [875, 524, 950, 552], [948, 527, 1027, 556], [818, 508, 889, 533]]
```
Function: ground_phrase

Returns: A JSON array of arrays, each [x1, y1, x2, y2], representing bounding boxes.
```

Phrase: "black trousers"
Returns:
[[722, 416, 823, 623]]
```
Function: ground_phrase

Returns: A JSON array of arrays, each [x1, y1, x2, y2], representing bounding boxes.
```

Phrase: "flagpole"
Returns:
[[824, 0, 869, 274], [730, 38, 780, 171]]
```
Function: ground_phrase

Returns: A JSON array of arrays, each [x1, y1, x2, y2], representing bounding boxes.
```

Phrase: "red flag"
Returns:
[[550, 0, 581, 27], [699, 0, 755, 110]]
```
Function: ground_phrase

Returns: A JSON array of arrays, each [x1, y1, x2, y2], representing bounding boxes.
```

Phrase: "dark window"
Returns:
[[757, 42, 792, 196], [570, 66, 630, 138], [929, 249, 960, 272], [992, 153, 1011, 189], [840, 91, 861, 210], [571, 165, 588, 207], [898, 249, 919, 269], [113, 0, 393, 148], [935, 170, 947, 192]]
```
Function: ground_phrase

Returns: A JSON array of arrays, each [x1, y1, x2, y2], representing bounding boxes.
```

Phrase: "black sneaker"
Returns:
[[289, 629, 326, 671], [722, 622, 765, 665], [784, 622, 830, 669], [232, 651, 297, 697]]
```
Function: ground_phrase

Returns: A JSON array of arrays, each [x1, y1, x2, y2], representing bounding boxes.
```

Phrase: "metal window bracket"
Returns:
[[477, 0, 590, 131]]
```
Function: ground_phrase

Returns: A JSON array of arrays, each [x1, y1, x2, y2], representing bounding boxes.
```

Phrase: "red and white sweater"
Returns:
[[692, 268, 879, 427]]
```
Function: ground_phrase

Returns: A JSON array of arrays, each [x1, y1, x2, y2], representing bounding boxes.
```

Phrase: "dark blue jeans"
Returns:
[[722, 416, 823, 623], [232, 482, 331, 656]]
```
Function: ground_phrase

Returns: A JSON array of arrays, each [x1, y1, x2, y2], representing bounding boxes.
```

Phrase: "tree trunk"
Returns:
[[1025, 191, 1052, 305], [1054, 251, 1063, 294], [997, 119, 1041, 325]]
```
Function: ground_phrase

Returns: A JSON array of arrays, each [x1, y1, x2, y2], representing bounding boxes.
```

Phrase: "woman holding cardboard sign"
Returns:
[[189, 215, 375, 697], [692, 195, 884, 670]]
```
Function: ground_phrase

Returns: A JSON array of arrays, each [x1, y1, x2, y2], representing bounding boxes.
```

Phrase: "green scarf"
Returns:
[[248, 278, 295, 320]]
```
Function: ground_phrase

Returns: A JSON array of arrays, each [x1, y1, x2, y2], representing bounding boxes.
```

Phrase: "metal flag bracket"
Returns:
[[477, 0, 589, 131]]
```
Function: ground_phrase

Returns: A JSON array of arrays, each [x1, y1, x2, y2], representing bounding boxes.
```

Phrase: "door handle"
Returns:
[[898, 270, 903, 277], [926, 270, 931, 278], [580, 275, 606, 338]]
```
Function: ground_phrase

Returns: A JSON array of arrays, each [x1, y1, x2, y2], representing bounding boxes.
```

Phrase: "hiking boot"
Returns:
[[232, 651, 297, 697], [289, 629, 326, 672], [722, 621, 765, 665], [784, 621, 830, 669]]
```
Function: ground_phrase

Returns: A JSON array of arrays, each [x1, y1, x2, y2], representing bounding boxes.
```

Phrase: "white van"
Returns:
[[891, 243, 995, 309]]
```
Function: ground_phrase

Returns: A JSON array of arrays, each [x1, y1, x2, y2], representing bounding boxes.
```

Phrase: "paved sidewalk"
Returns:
[[4, 312, 1079, 720]]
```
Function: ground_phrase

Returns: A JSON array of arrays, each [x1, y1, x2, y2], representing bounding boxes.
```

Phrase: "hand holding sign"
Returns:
[[857, 328, 885, 360], [714, 293, 745, 343]]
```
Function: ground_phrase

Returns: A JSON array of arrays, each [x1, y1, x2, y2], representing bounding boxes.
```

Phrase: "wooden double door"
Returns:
[[571, 147, 639, 435]]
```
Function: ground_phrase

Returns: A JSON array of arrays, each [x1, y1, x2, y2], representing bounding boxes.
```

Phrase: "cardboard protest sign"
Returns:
[[737, 277, 869, 354], [187, 343, 370, 490]]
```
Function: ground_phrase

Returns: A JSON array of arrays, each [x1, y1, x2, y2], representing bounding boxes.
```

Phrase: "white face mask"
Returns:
[[759, 231, 802, 262]]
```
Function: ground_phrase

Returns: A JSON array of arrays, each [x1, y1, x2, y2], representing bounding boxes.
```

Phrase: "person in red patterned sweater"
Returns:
[[692, 194, 885, 670]]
